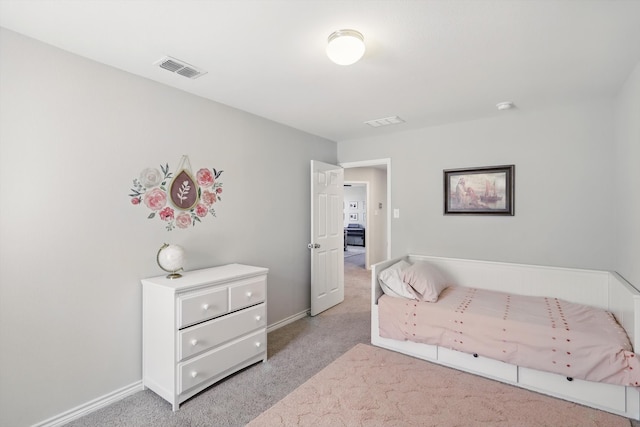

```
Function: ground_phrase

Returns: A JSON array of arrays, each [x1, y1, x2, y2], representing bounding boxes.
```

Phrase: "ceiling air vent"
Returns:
[[154, 56, 207, 79], [364, 116, 405, 128]]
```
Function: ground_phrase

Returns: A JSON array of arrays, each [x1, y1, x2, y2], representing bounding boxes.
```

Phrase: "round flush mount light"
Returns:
[[496, 101, 515, 110], [326, 29, 365, 65]]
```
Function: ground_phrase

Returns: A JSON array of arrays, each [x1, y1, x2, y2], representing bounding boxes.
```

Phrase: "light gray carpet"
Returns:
[[65, 260, 371, 427], [344, 245, 365, 257], [344, 245, 365, 269]]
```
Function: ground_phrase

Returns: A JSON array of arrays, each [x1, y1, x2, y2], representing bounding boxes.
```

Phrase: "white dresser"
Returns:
[[142, 263, 268, 411]]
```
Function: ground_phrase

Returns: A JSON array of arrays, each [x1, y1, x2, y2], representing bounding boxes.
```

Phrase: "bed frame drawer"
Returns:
[[438, 347, 518, 383], [519, 367, 626, 412]]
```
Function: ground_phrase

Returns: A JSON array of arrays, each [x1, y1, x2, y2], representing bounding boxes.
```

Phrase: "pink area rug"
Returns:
[[247, 343, 630, 427]]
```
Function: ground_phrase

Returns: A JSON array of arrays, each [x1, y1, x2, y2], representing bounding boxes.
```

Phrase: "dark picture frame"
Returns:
[[444, 165, 515, 215]]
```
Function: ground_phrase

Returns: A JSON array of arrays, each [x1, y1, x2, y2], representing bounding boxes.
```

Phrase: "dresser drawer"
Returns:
[[178, 329, 266, 394], [438, 347, 518, 383], [518, 367, 626, 412], [178, 303, 266, 361], [177, 286, 228, 328], [229, 276, 266, 311]]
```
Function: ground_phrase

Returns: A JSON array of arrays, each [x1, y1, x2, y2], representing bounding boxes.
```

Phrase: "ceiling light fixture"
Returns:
[[326, 29, 365, 66]]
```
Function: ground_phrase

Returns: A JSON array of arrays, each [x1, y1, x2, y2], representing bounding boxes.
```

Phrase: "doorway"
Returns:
[[340, 158, 391, 272], [343, 182, 367, 269], [308, 158, 390, 316]]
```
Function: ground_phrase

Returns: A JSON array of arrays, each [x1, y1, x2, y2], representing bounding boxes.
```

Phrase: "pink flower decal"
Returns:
[[159, 207, 174, 221], [144, 188, 167, 211], [129, 162, 223, 231], [176, 213, 192, 229], [202, 190, 217, 206], [195, 203, 208, 218], [197, 168, 214, 188]]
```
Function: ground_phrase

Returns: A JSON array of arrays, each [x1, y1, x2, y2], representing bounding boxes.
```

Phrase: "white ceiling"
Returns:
[[1, 0, 640, 142]]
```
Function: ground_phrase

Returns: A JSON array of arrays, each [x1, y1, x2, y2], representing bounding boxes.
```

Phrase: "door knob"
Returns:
[[307, 243, 321, 249]]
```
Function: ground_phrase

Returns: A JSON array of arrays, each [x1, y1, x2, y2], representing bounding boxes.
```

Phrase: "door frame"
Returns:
[[339, 158, 391, 261]]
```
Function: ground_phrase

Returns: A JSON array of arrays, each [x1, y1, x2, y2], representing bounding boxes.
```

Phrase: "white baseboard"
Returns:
[[32, 311, 309, 426], [32, 381, 143, 427], [267, 309, 309, 333]]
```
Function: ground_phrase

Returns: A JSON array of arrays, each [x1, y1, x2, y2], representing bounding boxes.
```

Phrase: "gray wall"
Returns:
[[338, 100, 618, 272], [2, 24, 638, 427], [0, 29, 336, 427], [343, 184, 367, 228], [614, 63, 640, 286]]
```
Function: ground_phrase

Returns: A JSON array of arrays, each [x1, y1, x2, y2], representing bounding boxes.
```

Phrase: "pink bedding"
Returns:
[[378, 286, 640, 386]]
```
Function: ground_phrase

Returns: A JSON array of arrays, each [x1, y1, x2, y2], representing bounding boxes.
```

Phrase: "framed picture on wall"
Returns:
[[349, 213, 358, 221], [444, 165, 515, 215], [349, 201, 358, 209]]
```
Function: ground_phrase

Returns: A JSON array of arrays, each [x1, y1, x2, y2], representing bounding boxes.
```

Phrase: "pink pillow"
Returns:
[[401, 261, 448, 302]]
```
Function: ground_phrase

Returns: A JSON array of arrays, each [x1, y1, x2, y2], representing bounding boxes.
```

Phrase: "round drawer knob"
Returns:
[[255, 315, 261, 322], [566, 377, 574, 382], [246, 291, 253, 298], [191, 339, 198, 346], [473, 353, 479, 358], [191, 371, 198, 378], [255, 342, 261, 348], [202, 304, 209, 310]]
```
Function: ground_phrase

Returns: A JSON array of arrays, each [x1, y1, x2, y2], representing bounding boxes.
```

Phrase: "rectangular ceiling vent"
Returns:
[[154, 56, 207, 79], [364, 116, 405, 128]]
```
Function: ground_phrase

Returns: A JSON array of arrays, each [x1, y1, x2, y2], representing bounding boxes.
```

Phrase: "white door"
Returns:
[[309, 160, 344, 316]]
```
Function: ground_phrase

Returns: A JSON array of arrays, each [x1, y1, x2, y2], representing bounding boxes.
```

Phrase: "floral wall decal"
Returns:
[[129, 156, 223, 231]]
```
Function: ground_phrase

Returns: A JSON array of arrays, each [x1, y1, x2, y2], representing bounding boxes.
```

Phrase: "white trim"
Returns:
[[267, 309, 309, 333], [33, 308, 310, 427], [340, 158, 389, 168], [32, 381, 143, 427]]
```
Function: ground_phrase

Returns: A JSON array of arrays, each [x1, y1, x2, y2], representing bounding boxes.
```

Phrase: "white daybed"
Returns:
[[371, 254, 640, 420]]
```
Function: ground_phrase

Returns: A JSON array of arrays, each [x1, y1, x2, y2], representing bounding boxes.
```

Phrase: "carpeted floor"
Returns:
[[65, 259, 371, 427], [344, 245, 365, 269], [248, 343, 630, 427], [344, 245, 365, 257], [64, 257, 638, 427]]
